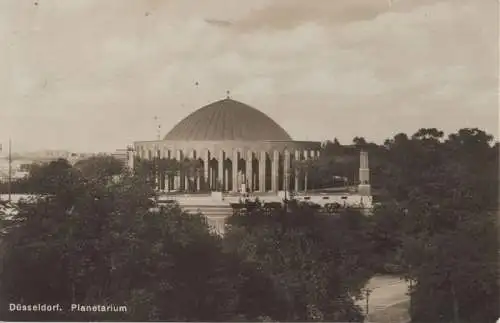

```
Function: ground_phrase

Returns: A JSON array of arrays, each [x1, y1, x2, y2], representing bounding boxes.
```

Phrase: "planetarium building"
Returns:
[[133, 98, 322, 193]]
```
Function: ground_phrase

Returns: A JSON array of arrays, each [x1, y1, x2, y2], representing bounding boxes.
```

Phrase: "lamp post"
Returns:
[[283, 146, 290, 213], [364, 288, 372, 320], [8, 138, 12, 203], [408, 264, 413, 317], [284, 171, 289, 213]]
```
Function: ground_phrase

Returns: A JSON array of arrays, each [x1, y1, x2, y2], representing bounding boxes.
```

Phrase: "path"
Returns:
[[356, 275, 411, 323]]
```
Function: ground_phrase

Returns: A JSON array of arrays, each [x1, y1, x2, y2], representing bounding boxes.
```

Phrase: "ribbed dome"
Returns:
[[164, 99, 292, 141]]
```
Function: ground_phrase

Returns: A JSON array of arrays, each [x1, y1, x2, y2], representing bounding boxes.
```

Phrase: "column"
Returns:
[[259, 151, 266, 192], [358, 151, 371, 196], [232, 150, 239, 192], [218, 150, 224, 191], [127, 147, 134, 170], [224, 168, 229, 191], [175, 150, 182, 190], [359, 150, 369, 184], [271, 150, 279, 192], [294, 150, 300, 192], [204, 150, 210, 191], [246, 151, 253, 192], [283, 150, 290, 191], [209, 167, 213, 190]]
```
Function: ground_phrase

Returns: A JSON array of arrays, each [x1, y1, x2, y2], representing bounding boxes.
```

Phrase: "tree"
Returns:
[[292, 159, 315, 192], [181, 158, 203, 192], [321, 139, 343, 155], [134, 157, 155, 187], [411, 128, 444, 142], [312, 138, 387, 190], [74, 155, 125, 183], [368, 201, 406, 273], [369, 128, 499, 323], [223, 201, 376, 322], [0, 158, 259, 321], [352, 136, 367, 146], [22, 159, 84, 208]]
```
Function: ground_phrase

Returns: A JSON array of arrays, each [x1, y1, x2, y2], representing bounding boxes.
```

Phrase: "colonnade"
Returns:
[[135, 147, 321, 193]]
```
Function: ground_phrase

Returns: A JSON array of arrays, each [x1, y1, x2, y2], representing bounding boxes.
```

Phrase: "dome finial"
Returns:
[[226, 90, 231, 99]]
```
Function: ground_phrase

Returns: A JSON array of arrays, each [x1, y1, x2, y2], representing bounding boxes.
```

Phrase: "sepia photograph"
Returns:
[[0, 0, 498, 322]]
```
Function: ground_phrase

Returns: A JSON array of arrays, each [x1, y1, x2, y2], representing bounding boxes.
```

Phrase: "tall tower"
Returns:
[[358, 150, 371, 196], [127, 145, 135, 171]]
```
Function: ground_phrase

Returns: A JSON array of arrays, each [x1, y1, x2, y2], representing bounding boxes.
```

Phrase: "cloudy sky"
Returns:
[[1, 0, 498, 153]]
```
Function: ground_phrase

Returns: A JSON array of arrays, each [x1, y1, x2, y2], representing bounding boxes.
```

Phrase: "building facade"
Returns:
[[133, 98, 322, 193]]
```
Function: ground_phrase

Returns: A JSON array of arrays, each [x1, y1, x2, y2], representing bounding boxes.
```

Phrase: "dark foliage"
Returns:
[[0, 127, 497, 322], [224, 201, 375, 322]]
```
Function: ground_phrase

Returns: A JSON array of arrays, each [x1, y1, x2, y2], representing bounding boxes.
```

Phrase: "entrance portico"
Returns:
[[133, 140, 321, 193]]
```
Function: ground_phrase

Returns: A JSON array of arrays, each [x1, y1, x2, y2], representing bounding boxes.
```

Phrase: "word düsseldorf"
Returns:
[[9, 304, 62, 312]]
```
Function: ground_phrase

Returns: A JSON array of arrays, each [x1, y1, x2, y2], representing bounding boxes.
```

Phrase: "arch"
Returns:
[[209, 157, 219, 190], [252, 156, 259, 191], [278, 154, 284, 191], [265, 152, 272, 191], [196, 157, 205, 191]]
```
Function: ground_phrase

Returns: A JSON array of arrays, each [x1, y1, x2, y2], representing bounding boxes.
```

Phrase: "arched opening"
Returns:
[[265, 154, 272, 192], [194, 158, 204, 192], [237, 157, 246, 192], [252, 157, 259, 191], [209, 158, 218, 191]]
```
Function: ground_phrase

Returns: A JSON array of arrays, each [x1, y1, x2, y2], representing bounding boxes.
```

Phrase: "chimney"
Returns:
[[358, 150, 371, 196]]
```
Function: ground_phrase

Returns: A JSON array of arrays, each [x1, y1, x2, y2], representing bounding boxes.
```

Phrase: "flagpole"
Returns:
[[8, 138, 12, 202]]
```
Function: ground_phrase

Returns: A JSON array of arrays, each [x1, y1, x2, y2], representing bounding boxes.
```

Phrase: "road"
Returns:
[[355, 275, 410, 323]]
